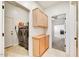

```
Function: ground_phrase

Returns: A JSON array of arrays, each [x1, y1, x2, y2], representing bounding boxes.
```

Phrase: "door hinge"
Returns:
[[2, 33, 4, 37], [2, 5, 4, 9]]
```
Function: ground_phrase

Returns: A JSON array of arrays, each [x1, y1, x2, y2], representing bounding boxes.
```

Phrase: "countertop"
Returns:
[[32, 34, 49, 39]]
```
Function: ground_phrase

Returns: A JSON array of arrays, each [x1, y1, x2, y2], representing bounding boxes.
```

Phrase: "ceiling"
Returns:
[[6, 1, 29, 11], [36, 1, 67, 9]]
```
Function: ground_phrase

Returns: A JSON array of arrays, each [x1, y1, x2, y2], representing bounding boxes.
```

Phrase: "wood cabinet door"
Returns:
[[37, 9, 43, 27], [40, 12, 48, 28], [33, 9, 37, 27], [45, 15, 48, 27], [33, 39, 40, 56], [40, 37, 45, 55], [42, 13, 45, 27], [45, 36, 49, 49], [33, 8, 48, 28]]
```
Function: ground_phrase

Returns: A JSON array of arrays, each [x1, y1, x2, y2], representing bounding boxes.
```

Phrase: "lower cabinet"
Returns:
[[45, 35, 49, 49], [33, 35, 49, 57], [40, 37, 45, 55]]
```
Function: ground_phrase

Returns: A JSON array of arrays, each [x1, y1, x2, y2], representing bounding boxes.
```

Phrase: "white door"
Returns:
[[69, 2, 77, 56], [5, 16, 14, 47]]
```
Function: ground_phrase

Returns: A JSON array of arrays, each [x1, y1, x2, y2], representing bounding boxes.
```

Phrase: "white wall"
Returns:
[[45, 2, 70, 56], [5, 2, 29, 24], [16, 1, 45, 56]]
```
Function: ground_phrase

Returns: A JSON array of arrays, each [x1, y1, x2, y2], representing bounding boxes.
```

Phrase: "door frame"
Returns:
[[0, 1, 4, 56], [50, 2, 79, 57], [69, 1, 78, 57], [50, 13, 70, 56], [3, 1, 30, 53]]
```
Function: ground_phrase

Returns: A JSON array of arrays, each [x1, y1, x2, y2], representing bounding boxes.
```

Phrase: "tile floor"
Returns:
[[5, 45, 29, 57], [42, 48, 66, 57], [5, 45, 66, 57]]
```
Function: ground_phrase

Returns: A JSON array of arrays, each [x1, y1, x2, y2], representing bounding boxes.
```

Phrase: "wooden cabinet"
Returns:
[[32, 8, 48, 28], [45, 35, 49, 49], [33, 35, 49, 57], [33, 39, 39, 56], [40, 37, 45, 55]]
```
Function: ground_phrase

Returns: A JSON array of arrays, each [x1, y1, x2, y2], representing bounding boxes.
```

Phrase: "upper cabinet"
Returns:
[[32, 8, 48, 28]]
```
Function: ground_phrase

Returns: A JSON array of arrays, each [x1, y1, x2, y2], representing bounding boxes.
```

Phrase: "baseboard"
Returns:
[[5, 46, 13, 49]]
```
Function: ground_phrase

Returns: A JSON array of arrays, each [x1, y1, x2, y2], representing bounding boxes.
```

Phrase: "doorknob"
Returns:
[[74, 37, 77, 40], [2, 33, 4, 37]]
